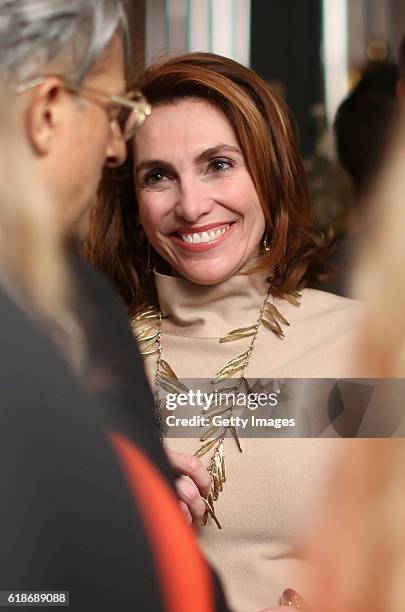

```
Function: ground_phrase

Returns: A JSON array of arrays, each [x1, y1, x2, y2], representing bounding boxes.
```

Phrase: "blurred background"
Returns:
[[126, 0, 405, 242]]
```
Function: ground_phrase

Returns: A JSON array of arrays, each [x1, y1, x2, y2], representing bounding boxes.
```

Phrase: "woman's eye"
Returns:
[[209, 158, 234, 173], [143, 170, 168, 186]]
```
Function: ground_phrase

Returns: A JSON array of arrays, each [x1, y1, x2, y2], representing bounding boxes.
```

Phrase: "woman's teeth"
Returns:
[[180, 225, 230, 244]]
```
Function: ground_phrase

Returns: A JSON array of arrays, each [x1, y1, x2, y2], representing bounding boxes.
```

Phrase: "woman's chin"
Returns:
[[173, 263, 239, 286]]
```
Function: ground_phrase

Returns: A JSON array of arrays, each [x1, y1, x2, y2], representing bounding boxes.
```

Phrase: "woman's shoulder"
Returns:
[[267, 289, 363, 378], [299, 288, 361, 312], [299, 288, 362, 324], [274, 287, 362, 335]]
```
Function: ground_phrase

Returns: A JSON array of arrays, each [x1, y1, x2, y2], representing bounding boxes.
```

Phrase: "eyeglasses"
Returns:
[[16, 76, 152, 141]]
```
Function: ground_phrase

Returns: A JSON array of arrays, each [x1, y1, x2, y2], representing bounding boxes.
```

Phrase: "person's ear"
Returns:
[[25, 78, 67, 156]]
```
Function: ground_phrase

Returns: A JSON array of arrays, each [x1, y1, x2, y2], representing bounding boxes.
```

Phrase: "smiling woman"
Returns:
[[133, 97, 265, 285], [86, 52, 362, 612], [88, 52, 329, 309]]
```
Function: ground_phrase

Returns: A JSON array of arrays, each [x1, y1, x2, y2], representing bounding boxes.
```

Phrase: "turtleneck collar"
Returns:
[[154, 269, 271, 338]]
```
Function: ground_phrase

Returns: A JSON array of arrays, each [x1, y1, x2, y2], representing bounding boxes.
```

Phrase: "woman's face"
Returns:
[[133, 98, 265, 285]]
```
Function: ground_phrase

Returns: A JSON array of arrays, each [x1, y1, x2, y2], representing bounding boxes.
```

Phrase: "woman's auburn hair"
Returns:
[[86, 52, 329, 314]]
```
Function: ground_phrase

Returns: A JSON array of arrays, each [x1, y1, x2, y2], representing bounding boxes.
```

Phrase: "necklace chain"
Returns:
[[131, 287, 300, 528]]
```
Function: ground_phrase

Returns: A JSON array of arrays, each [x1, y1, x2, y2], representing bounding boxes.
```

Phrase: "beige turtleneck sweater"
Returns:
[[140, 270, 362, 612]]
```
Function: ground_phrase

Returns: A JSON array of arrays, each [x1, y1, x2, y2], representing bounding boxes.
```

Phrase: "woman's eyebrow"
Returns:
[[135, 144, 241, 175], [195, 144, 241, 163]]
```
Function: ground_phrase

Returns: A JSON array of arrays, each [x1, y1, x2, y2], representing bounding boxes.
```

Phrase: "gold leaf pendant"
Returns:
[[200, 440, 226, 529], [131, 305, 161, 357], [212, 349, 250, 382], [219, 325, 257, 343]]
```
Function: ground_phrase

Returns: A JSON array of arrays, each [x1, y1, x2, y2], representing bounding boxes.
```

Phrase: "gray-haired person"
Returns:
[[0, 4, 233, 611], [0, 0, 150, 234], [1, 0, 223, 528]]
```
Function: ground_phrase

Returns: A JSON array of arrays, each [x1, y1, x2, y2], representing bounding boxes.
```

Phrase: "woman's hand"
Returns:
[[257, 587, 310, 610], [165, 448, 211, 524]]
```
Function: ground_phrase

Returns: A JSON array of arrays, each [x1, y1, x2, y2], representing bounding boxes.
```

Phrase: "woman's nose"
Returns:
[[174, 179, 214, 223]]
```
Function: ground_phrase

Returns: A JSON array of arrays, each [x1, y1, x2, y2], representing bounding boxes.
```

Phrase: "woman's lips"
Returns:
[[170, 222, 235, 252]]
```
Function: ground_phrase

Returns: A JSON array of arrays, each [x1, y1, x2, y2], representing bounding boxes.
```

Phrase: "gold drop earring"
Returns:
[[262, 231, 271, 253]]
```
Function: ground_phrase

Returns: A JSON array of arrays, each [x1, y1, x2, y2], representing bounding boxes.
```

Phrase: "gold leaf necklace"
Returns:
[[131, 286, 300, 528]]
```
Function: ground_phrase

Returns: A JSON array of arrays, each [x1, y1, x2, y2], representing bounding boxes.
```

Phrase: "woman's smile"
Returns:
[[170, 222, 235, 251]]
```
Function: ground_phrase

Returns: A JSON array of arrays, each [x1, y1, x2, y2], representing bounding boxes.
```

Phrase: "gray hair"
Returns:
[[0, 0, 129, 85]]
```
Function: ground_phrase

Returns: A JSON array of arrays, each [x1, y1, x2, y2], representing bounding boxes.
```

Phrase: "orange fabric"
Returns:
[[111, 434, 214, 612]]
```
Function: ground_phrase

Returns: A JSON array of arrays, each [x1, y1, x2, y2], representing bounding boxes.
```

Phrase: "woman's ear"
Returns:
[[25, 78, 66, 156]]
